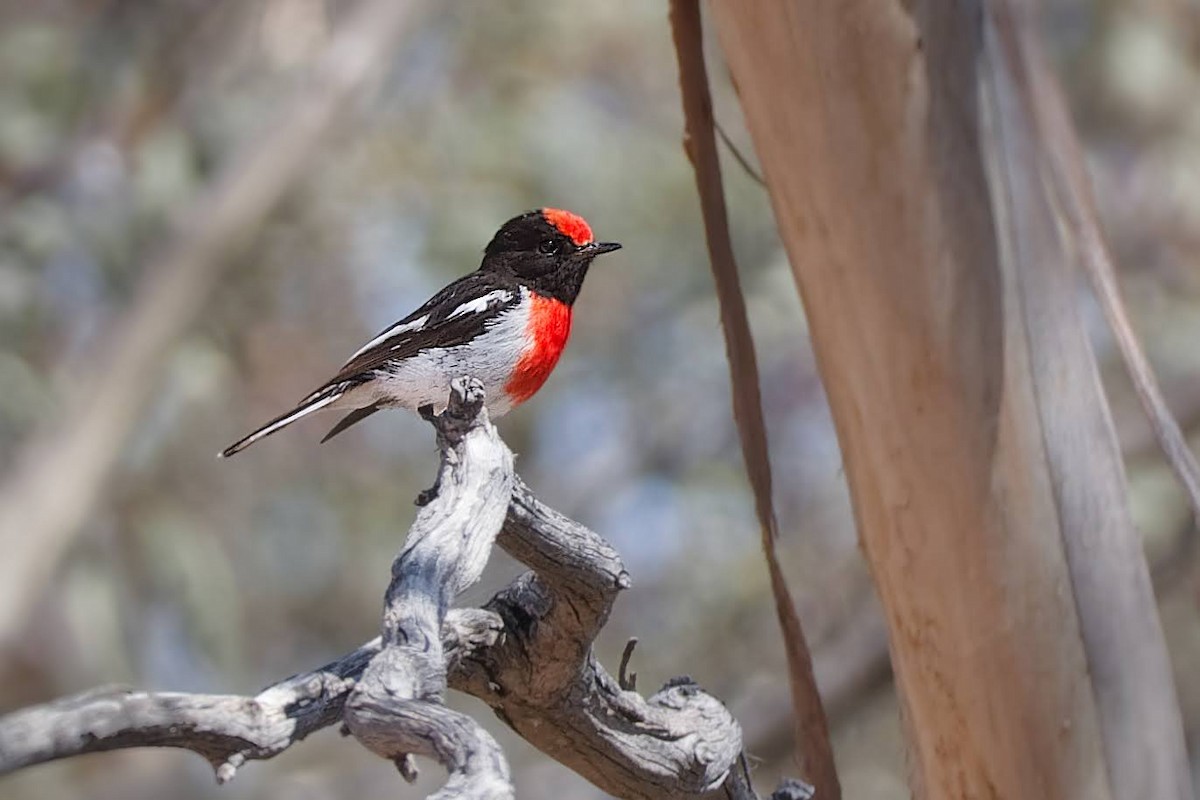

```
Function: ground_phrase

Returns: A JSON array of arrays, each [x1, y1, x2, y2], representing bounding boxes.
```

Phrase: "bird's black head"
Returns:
[[480, 208, 621, 305]]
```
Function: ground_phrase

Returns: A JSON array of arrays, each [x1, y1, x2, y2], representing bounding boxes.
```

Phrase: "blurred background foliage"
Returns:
[[0, 1, 1198, 798]]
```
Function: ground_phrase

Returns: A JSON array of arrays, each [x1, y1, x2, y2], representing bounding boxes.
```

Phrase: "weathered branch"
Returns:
[[457, 482, 747, 800], [343, 377, 514, 798], [0, 379, 808, 800], [0, 608, 501, 779], [0, 643, 378, 777]]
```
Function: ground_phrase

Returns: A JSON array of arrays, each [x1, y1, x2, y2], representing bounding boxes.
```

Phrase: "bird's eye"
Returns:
[[538, 238, 561, 255]]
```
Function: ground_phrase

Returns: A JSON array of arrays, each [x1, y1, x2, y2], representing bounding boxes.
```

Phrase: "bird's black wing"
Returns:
[[299, 271, 520, 443], [326, 271, 521, 387], [223, 272, 521, 456]]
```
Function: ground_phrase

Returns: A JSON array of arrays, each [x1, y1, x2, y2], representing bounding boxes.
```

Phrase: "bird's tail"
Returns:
[[219, 386, 344, 458]]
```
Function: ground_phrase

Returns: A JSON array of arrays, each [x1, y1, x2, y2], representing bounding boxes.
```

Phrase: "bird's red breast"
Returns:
[[505, 292, 573, 406]]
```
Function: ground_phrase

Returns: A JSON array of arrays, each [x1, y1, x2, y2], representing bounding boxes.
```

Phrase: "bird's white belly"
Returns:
[[352, 301, 531, 417]]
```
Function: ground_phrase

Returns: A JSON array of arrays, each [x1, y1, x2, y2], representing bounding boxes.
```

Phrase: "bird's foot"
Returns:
[[416, 476, 442, 507]]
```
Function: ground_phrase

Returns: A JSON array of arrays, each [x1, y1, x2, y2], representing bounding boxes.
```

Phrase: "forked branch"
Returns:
[[0, 378, 809, 800]]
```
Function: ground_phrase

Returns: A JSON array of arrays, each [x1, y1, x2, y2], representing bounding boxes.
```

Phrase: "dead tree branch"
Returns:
[[342, 376, 514, 798], [0, 378, 809, 800], [0, 645, 380, 777]]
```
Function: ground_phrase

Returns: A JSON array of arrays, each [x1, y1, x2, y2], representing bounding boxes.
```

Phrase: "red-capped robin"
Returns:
[[219, 208, 620, 457]]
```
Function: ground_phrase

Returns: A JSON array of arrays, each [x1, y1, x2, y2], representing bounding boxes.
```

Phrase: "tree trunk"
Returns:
[[710, 2, 1192, 798]]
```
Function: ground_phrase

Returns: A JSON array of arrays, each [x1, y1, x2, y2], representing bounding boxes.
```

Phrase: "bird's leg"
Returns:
[[415, 404, 442, 506], [415, 479, 441, 507]]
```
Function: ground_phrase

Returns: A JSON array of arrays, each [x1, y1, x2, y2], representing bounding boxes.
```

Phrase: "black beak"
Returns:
[[583, 241, 622, 256]]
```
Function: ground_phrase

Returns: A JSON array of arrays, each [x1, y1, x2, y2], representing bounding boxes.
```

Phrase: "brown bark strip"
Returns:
[[667, 3, 839, 797]]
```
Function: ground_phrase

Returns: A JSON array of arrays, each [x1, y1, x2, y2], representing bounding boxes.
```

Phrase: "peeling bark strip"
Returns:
[[667, 3, 839, 797], [710, 1, 1192, 798], [0, 379, 810, 800]]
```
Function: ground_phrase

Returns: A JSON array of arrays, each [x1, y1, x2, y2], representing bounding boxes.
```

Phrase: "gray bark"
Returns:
[[0, 378, 810, 800]]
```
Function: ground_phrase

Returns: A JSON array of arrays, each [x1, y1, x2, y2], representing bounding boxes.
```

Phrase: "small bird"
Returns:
[[219, 208, 620, 457]]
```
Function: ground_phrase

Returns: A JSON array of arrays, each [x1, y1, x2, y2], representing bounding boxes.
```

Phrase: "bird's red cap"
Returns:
[[541, 208, 594, 246]]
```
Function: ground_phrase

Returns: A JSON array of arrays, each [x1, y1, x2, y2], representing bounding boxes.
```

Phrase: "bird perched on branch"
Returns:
[[220, 208, 620, 457]]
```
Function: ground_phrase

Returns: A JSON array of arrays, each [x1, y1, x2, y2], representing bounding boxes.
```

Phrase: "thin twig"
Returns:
[[715, 120, 767, 187], [619, 637, 639, 692]]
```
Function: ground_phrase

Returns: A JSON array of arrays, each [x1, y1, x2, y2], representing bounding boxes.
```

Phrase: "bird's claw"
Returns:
[[416, 475, 442, 506]]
